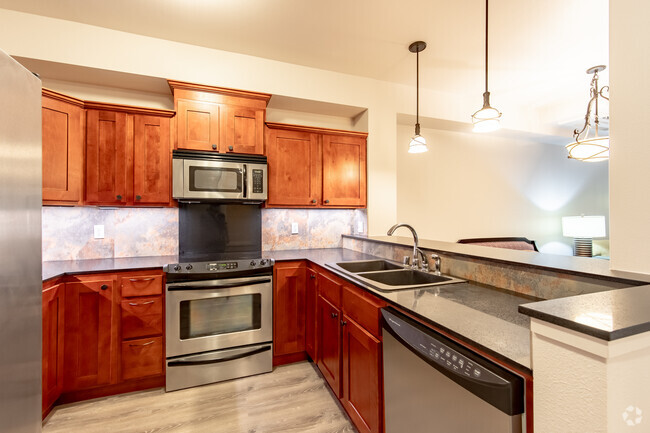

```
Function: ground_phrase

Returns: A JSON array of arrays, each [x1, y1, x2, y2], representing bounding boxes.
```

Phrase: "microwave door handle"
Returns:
[[243, 164, 247, 198]]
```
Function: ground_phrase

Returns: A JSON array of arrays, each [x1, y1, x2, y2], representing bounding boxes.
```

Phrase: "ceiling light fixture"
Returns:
[[565, 65, 610, 162], [471, 0, 501, 133], [408, 41, 428, 153]]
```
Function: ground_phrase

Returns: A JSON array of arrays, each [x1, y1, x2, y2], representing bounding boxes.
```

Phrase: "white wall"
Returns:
[[396, 124, 610, 255], [609, 0, 650, 274]]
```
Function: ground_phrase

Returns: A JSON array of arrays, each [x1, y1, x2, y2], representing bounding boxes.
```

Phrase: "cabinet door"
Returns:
[[273, 264, 306, 356], [133, 115, 171, 205], [42, 95, 83, 205], [176, 99, 220, 151], [42, 283, 65, 413], [266, 128, 321, 207], [85, 110, 129, 205], [322, 134, 367, 207], [223, 106, 264, 154], [317, 295, 342, 398], [64, 279, 116, 390], [305, 269, 318, 360], [342, 316, 382, 433]]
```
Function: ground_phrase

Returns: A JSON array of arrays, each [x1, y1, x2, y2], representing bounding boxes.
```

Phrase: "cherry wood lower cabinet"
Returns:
[[273, 262, 308, 365], [43, 270, 165, 415], [42, 282, 65, 416], [305, 268, 318, 360]]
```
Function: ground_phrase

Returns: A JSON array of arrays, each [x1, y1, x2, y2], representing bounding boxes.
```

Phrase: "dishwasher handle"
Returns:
[[381, 308, 524, 416]]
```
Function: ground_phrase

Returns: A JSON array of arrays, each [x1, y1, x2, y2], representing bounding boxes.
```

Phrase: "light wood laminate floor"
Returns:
[[43, 361, 356, 433]]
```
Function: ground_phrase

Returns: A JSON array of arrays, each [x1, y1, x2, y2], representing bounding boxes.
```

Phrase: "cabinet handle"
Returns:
[[341, 320, 347, 326], [324, 199, 330, 204], [331, 312, 338, 319], [136, 195, 142, 201], [212, 144, 217, 150], [228, 145, 234, 151], [116, 195, 122, 200], [129, 278, 154, 282], [311, 199, 316, 204], [128, 300, 155, 306], [129, 341, 155, 347], [100, 284, 109, 291]]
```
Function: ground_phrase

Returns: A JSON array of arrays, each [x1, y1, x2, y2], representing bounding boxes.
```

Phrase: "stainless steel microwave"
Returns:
[[172, 150, 267, 202]]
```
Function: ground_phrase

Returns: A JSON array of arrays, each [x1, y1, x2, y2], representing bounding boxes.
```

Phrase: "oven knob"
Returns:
[[173, 265, 181, 272], [260, 259, 267, 266], [250, 260, 257, 267], [185, 264, 193, 271]]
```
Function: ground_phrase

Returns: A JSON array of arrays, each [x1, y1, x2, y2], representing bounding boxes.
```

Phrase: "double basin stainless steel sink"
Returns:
[[327, 260, 465, 292]]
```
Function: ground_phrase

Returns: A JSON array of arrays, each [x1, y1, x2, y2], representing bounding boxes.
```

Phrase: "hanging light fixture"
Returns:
[[565, 65, 610, 162], [408, 41, 428, 153], [471, 0, 502, 133]]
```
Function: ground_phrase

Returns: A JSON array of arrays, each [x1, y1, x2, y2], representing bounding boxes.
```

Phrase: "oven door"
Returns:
[[175, 159, 245, 200], [166, 275, 272, 358]]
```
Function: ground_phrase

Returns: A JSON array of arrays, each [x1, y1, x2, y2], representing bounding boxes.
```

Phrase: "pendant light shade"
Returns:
[[408, 41, 428, 153], [472, 0, 501, 133], [565, 65, 610, 162]]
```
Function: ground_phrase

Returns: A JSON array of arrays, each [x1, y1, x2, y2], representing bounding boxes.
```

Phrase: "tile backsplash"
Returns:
[[42, 206, 367, 261]]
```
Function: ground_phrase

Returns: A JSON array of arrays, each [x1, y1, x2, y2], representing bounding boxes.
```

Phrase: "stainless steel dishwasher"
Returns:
[[382, 308, 525, 433]]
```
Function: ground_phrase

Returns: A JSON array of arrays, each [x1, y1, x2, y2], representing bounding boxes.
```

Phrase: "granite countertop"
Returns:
[[519, 284, 650, 341], [266, 249, 532, 372], [44, 248, 533, 371]]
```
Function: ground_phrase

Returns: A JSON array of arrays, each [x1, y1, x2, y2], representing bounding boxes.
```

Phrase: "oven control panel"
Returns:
[[164, 258, 275, 275]]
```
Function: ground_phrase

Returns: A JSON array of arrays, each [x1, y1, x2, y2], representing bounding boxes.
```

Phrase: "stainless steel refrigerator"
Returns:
[[0, 49, 43, 432]]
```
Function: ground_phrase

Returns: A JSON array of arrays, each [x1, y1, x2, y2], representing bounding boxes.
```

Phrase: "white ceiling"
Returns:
[[0, 0, 609, 132]]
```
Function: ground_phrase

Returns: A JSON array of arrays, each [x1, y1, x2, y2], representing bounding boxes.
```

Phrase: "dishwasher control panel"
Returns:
[[383, 309, 508, 386]]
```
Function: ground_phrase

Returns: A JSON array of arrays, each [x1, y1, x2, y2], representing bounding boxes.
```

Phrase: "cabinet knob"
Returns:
[[341, 320, 347, 326], [311, 199, 317, 204], [100, 284, 108, 291], [331, 312, 338, 319], [136, 195, 142, 201], [324, 199, 330, 204], [228, 145, 234, 151], [116, 194, 122, 200], [212, 144, 217, 150], [310, 274, 316, 279]]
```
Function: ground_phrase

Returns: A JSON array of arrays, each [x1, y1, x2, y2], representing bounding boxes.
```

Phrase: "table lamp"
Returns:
[[562, 215, 606, 257]]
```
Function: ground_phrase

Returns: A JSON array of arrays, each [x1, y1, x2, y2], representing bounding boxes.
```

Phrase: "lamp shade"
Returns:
[[562, 215, 606, 238], [408, 134, 428, 153]]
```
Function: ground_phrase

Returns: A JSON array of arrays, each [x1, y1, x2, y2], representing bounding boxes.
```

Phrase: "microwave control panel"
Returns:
[[252, 169, 264, 194]]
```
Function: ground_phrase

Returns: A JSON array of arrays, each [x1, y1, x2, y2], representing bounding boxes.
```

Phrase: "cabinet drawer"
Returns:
[[318, 272, 342, 306], [121, 336, 164, 381], [120, 274, 162, 297], [342, 285, 386, 338], [121, 296, 163, 340]]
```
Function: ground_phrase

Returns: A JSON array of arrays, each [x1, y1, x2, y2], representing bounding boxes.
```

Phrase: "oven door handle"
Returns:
[[167, 345, 271, 367], [167, 278, 271, 291]]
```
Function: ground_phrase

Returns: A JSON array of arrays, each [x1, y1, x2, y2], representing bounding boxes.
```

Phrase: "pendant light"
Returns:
[[471, 0, 502, 133], [565, 65, 610, 162], [408, 41, 428, 153]]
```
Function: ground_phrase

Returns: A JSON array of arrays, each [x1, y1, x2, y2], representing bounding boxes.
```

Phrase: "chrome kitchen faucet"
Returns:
[[386, 223, 428, 271]]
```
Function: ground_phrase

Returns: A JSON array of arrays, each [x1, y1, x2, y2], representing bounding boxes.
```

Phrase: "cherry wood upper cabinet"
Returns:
[[64, 277, 117, 391], [133, 115, 171, 205], [42, 282, 65, 415], [265, 123, 367, 208], [84, 103, 174, 207], [322, 134, 367, 207], [85, 109, 129, 205], [42, 90, 84, 205], [266, 127, 321, 207], [169, 80, 270, 155]]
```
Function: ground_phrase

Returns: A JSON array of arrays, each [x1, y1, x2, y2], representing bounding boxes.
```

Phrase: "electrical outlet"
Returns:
[[357, 221, 364, 234], [291, 222, 299, 234], [94, 225, 105, 239]]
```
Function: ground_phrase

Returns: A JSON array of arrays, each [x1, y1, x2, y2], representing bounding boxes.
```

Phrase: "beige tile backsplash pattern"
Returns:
[[342, 236, 628, 300], [42, 207, 367, 261]]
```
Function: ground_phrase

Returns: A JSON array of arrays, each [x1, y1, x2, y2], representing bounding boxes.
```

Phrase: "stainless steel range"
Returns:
[[164, 258, 274, 391]]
